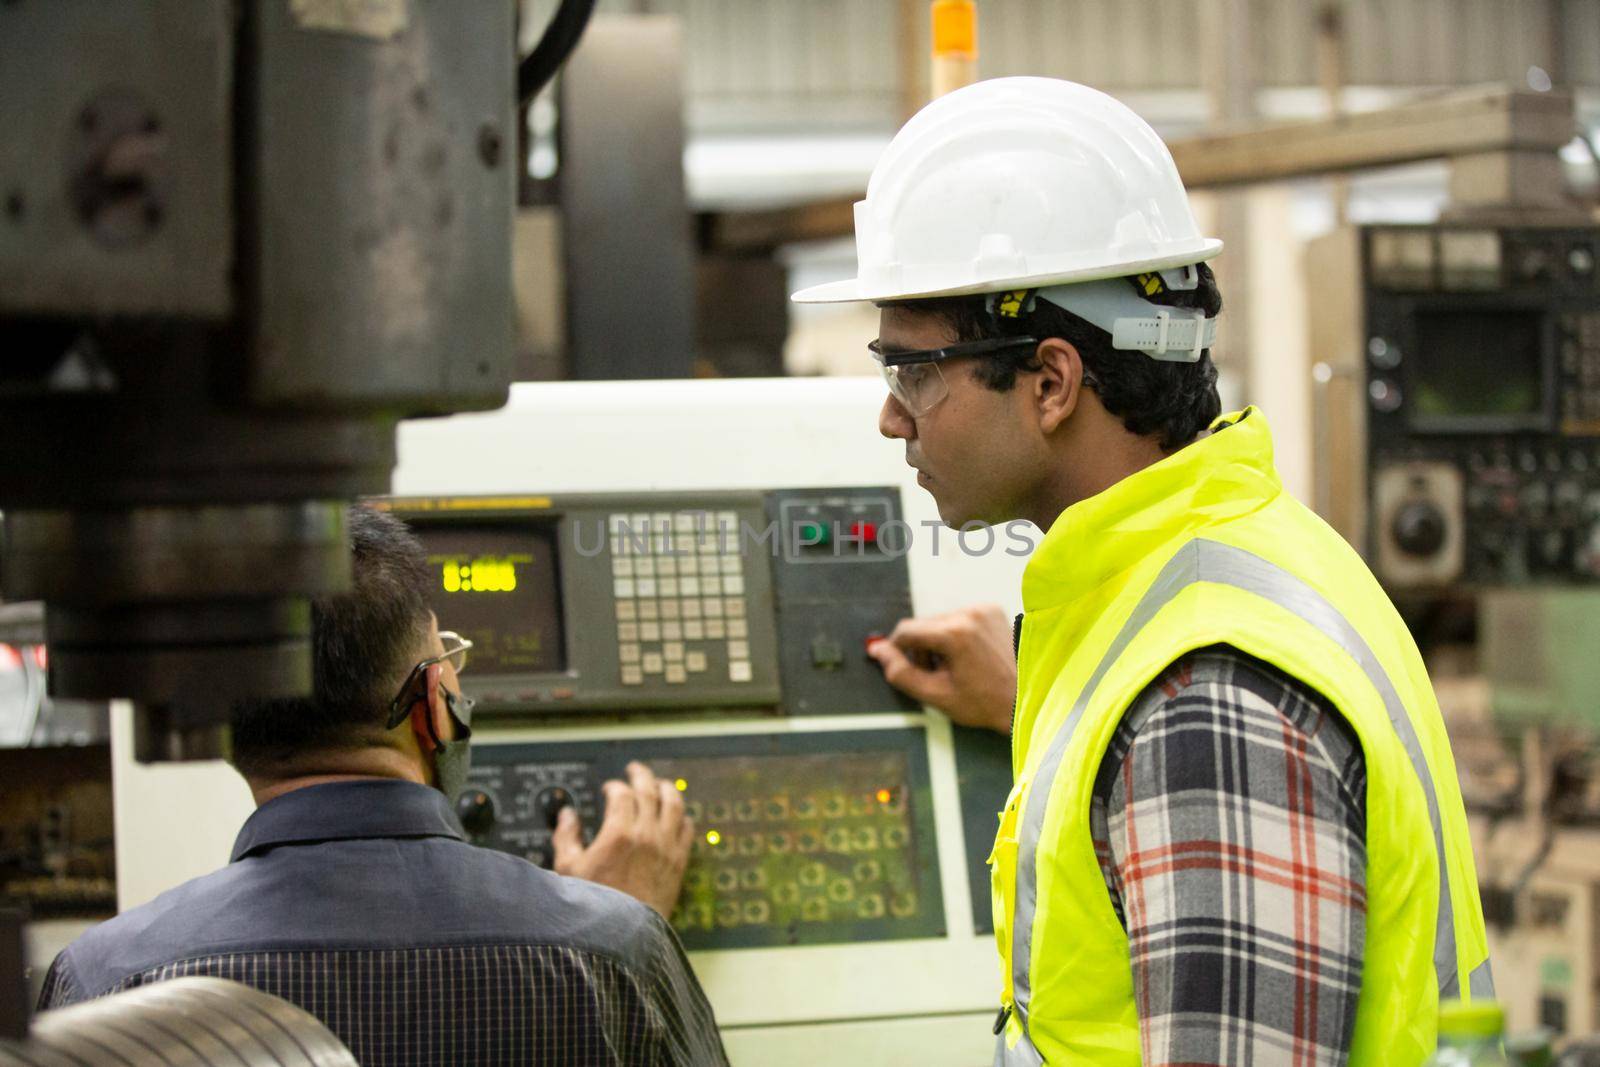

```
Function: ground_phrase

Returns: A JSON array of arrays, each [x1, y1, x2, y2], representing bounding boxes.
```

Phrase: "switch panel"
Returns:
[[460, 728, 945, 950], [376, 488, 917, 717]]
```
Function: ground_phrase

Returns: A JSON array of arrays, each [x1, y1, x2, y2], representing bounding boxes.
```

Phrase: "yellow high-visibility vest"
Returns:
[[992, 409, 1492, 1066]]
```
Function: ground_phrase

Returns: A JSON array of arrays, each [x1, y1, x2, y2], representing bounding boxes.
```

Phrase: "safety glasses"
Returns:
[[868, 336, 1040, 417], [385, 631, 474, 730]]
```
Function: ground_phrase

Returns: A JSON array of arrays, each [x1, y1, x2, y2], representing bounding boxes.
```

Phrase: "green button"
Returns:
[[798, 521, 831, 545]]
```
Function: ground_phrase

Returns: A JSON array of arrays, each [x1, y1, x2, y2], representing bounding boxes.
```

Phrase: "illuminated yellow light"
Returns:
[[675, 778, 688, 792], [931, 0, 976, 58], [439, 555, 524, 593], [705, 830, 722, 846], [875, 788, 893, 805]]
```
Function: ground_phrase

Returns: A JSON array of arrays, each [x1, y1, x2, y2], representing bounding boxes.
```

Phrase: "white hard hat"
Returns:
[[791, 77, 1222, 304]]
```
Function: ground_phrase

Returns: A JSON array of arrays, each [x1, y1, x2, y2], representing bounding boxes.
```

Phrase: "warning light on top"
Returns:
[[875, 788, 893, 805], [675, 778, 688, 792]]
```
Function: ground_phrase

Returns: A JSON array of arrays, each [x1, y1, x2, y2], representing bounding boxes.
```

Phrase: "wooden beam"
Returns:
[[701, 86, 1578, 252], [701, 198, 857, 253], [1169, 86, 1575, 189]]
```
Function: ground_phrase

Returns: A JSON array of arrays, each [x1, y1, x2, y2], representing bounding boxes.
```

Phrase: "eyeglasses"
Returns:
[[868, 336, 1040, 417], [385, 631, 474, 730]]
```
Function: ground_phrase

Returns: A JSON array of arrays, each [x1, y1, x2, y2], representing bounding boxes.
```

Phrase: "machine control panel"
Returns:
[[461, 729, 945, 950], [1358, 225, 1600, 587], [374, 489, 917, 716]]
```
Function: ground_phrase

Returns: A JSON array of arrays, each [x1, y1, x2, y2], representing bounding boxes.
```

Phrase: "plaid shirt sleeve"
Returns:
[[1090, 646, 1368, 1067]]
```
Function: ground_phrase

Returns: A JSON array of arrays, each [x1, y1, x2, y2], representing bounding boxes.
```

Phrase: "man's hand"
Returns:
[[867, 604, 1016, 736], [551, 761, 693, 919]]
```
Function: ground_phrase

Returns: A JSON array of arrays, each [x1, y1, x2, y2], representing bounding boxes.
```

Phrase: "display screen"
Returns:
[[1409, 310, 1546, 428], [653, 749, 931, 947], [415, 523, 564, 674]]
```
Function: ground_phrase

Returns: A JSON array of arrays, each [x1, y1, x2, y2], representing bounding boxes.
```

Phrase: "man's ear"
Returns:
[[408, 662, 448, 752], [1032, 338, 1084, 434]]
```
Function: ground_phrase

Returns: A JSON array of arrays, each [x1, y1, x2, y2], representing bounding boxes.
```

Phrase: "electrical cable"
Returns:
[[517, 0, 598, 106]]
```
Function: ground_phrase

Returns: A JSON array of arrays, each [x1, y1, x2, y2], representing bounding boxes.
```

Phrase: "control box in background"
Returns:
[[1310, 224, 1600, 591]]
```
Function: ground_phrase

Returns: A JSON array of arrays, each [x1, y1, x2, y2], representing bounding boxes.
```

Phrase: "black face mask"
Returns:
[[430, 687, 475, 800]]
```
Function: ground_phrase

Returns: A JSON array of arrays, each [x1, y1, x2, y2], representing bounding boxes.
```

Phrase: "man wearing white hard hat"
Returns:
[[797, 78, 1492, 1066]]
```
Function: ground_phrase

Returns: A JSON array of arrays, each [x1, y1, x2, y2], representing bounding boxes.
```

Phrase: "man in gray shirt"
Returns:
[[40, 505, 728, 1067]]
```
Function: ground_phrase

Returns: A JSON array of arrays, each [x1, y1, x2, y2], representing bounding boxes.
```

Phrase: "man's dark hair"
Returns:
[[230, 505, 433, 777], [883, 263, 1223, 450]]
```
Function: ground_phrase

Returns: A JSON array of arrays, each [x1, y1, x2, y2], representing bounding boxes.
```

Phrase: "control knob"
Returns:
[[455, 789, 496, 836], [1391, 500, 1447, 558], [537, 786, 574, 829]]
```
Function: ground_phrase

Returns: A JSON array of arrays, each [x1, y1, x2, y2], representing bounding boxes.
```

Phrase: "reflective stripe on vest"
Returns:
[[998, 539, 1491, 1065]]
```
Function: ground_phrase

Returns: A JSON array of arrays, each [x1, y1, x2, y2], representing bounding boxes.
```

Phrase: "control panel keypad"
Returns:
[[663, 751, 925, 944], [611, 512, 755, 686], [461, 732, 942, 951]]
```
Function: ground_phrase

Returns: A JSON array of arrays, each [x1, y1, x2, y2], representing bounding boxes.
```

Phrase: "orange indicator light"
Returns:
[[876, 788, 893, 804], [675, 778, 688, 792], [931, 0, 976, 58], [705, 830, 722, 846]]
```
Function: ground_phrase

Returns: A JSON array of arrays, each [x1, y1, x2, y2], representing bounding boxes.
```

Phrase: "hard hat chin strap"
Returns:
[[988, 265, 1218, 363]]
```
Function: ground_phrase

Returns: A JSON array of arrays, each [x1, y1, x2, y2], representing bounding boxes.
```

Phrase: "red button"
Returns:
[[849, 521, 878, 543]]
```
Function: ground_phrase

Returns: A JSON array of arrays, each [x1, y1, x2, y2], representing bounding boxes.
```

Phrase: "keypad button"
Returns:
[[639, 601, 660, 620], [677, 556, 699, 576], [680, 598, 702, 620], [613, 579, 635, 598], [663, 641, 685, 662], [699, 556, 721, 575], [728, 640, 750, 660], [686, 650, 707, 672], [702, 576, 722, 595], [640, 622, 661, 642], [730, 660, 753, 683], [634, 558, 654, 578], [702, 598, 723, 618], [643, 653, 664, 674], [661, 621, 683, 641], [680, 577, 701, 596], [621, 665, 644, 685], [725, 599, 745, 618], [659, 599, 680, 619], [615, 601, 637, 621], [659, 577, 679, 597], [727, 619, 748, 639], [724, 575, 745, 596], [665, 664, 687, 684], [619, 643, 641, 664], [636, 578, 657, 598], [719, 555, 740, 575], [617, 622, 639, 642], [610, 537, 628, 557], [673, 513, 697, 532], [683, 621, 705, 641], [705, 619, 726, 640], [611, 558, 634, 578]]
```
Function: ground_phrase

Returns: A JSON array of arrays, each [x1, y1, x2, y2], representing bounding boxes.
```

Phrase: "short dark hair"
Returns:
[[882, 263, 1223, 450], [230, 505, 432, 777]]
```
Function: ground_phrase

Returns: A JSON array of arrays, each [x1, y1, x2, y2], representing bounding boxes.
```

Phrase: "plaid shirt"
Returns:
[[37, 780, 727, 1067], [1091, 646, 1368, 1067]]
